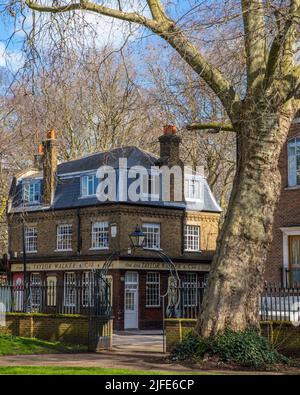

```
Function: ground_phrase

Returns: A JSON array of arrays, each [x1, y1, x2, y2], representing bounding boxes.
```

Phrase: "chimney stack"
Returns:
[[156, 125, 184, 202], [33, 144, 44, 170], [157, 125, 182, 166], [42, 130, 57, 205]]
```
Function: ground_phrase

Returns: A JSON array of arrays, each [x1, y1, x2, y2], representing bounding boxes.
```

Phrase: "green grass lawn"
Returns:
[[0, 336, 87, 355], [0, 366, 208, 375]]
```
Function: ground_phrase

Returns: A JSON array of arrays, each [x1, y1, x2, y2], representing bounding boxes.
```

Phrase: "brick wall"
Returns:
[[165, 319, 300, 357], [0, 313, 111, 350], [165, 319, 197, 352], [8, 204, 220, 260], [265, 121, 300, 283]]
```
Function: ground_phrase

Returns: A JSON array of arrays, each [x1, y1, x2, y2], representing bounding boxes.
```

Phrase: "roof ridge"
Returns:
[[57, 145, 157, 168]]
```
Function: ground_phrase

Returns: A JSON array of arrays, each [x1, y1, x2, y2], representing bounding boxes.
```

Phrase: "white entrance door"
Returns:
[[124, 272, 138, 329]]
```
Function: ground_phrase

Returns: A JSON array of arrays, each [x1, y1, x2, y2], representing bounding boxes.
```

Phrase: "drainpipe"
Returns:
[[22, 219, 28, 312], [77, 208, 82, 255], [181, 210, 186, 256]]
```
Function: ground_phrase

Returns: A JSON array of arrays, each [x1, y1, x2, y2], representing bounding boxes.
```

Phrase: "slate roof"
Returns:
[[10, 146, 222, 213], [57, 146, 158, 175]]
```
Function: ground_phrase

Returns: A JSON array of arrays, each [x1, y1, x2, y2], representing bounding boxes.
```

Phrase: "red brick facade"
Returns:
[[265, 116, 300, 285]]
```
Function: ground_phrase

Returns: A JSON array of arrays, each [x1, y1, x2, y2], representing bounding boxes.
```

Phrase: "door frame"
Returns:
[[281, 227, 300, 286], [124, 271, 139, 330], [288, 235, 300, 286]]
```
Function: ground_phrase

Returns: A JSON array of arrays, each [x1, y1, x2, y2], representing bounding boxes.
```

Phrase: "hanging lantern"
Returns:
[[129, 226, 146, 249]]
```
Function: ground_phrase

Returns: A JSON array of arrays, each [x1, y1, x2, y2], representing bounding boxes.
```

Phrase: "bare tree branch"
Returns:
[[264, 0, 300, 92], [146, 0, 168, 22], [25, 0, 241, 119], [186, 122, 234, 132], [25, 0, 156, 26], [241, 0, 266, 93]]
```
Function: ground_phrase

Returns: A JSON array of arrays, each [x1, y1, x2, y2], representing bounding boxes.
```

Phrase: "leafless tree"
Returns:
[[24, 0, 300, 337], [145, 50, 236, 211]]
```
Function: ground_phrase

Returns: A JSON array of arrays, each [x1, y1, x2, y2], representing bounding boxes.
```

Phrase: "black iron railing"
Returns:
[[260, 283, 300, 322], [163, 281, 207, 319], [0, 280, 112, 316], [165, 281, 300, 323]]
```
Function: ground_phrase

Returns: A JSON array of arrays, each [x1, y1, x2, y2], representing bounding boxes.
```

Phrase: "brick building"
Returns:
[[265, 114, 300, 286], [6, 126, 221, 330]]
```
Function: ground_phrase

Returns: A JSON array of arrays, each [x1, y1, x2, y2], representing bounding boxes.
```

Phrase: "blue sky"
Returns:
[[0, 0, 210, 71]]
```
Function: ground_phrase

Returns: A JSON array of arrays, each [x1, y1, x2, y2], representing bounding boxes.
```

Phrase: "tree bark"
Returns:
[[197, 104, 295, 337]]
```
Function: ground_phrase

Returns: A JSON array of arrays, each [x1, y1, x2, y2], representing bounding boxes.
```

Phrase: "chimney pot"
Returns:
[[163, 125, 177, 135], [38, 144, 44, 155], [47, 130, 56, 140]]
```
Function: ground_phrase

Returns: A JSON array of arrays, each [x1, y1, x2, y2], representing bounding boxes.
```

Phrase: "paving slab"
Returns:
[[112, 331, 163, 352]]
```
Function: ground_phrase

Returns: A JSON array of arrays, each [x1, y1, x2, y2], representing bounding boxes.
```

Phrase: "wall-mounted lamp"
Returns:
[[129, 225, 146, 249]]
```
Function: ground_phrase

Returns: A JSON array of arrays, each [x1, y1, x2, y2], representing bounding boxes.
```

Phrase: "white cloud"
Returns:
[[79, 11, 141, 48], [0, 43, 25, 72]]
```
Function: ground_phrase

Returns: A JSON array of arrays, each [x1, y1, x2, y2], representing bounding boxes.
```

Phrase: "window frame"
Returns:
[[141, 171, 160, 201], [184, 225, 200, 252], [23, 181, 41, 204], [91, 221, 109, 250], [145, 272, 160, 308], [287, 137, 300, 188], [80, 174, 99, 197], [47, 275, 57, 307], [30, 273, 42, 309], [184, 175, 202, 202], [56, 224, 73, 252], [142, 223, 161, 250], [182, 273, 198, 307], [25, 226, 38, 253], [63, 272, 76, 308], [82, 271, 95, 307]]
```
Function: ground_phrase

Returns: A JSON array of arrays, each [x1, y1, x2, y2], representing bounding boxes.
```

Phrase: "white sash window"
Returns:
[[288, 138, 300, 187], [142, 223, 160, 250], [25, 226, 37, 253]]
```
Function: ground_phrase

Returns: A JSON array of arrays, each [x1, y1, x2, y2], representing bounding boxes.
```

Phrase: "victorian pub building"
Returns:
[[7, 126, 221, 330]]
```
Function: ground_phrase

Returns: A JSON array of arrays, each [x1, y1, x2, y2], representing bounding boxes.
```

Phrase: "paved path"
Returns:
[[0, 351, 282, 374], [113, 331, 164, 353]]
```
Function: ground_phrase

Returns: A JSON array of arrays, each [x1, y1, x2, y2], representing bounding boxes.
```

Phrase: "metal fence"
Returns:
[[164, 281, 207, 319], [168, 282, 300, 323], [0, 280, 112, 316], [260, 283, 300, 322]]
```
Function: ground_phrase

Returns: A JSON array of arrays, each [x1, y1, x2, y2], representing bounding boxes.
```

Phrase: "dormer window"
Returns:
[[23, 181, 41, 204], [81, 174, 99, 197], [185, 175, 202, 201], [141, 172, 160, 200], [288, 138, 300, 187]]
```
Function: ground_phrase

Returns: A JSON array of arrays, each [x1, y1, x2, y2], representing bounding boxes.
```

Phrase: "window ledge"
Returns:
[[78, 195, 97, 199], [145, 305, 161, 309], [284, 186, 300, 191], [89, 247, 109, 251], [54, 249, 73, 252], [184, 250, 201, 253], [140, 194, 160, 200], [26, 251, 37, 254]]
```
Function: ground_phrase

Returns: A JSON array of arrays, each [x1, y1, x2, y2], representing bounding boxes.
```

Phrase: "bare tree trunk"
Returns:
[[197, 106, 294, 337]]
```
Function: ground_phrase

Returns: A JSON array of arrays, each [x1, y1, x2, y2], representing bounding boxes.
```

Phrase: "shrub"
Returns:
[[170, 328, 289, 369]]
